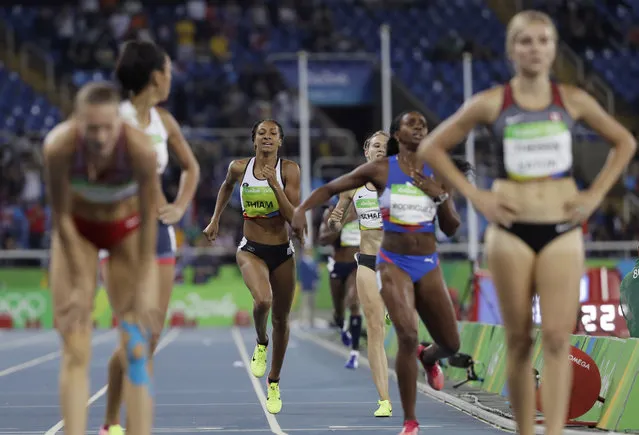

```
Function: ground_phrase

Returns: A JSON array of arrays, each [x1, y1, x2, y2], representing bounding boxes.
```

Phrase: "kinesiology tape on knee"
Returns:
[[120, 320, 151, 389]]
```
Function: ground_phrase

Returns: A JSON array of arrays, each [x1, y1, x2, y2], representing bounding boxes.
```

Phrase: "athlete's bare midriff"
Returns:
[[492, 177, 579, 223], [243, 216, 289, 245], [71, 194, 140, 222], [381, 232, 437, 256], [333, 245, 359, 263], [359, 229, 383, 256]]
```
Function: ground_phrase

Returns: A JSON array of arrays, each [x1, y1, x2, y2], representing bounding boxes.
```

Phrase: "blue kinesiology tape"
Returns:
[[120, 320, 150, 388]]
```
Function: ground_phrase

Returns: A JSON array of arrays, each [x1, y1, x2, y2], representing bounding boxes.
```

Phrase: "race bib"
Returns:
[[355, 196, 382, 230], [340, 221, 361, 247], [241, 185, 279, 218], [389, 183, 436, 225], [503, 121, 572, 180]]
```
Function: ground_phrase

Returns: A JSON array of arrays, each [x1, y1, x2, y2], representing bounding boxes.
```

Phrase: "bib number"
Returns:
[[389, 183, 436, 225], [340, 221, 361, 247], [503, 121, 572, 179]]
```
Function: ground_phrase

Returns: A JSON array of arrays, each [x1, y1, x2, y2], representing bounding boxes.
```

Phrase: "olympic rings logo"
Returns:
[[0, 292, 48, 319]]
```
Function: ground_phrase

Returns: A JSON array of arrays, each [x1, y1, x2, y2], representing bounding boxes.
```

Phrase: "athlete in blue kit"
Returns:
[[291, 111, 473, 435]]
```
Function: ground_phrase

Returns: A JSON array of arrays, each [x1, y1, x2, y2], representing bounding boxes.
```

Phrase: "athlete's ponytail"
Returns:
[[451, 156, 474, 178], [115, 40, 167, 97], [386, 111, 409, 156]]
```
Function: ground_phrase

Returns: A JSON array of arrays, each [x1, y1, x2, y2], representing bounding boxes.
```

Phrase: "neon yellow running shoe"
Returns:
[[266, 381, 282, 414], [250, 343, 268, 378], [99, 424, 124, 435], [374, 399, 392, 417]]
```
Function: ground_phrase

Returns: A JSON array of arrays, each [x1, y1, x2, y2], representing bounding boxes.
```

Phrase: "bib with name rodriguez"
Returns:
[[239, 157, 283, 219], [379, 155, 437, 233], [353, 185, 382, 230]]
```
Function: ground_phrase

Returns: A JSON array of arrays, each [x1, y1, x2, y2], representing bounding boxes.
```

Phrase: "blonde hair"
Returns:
[[506, 10, 558, 56], [363, 130, 389, 150]]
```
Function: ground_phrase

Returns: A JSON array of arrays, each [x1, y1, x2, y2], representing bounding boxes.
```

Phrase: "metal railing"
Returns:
[[1, 240, 636, 262]]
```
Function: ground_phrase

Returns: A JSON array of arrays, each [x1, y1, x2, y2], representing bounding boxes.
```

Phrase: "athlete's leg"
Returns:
[[107, 231, 158, 435], [51, 232, 98, 435], [344, 269, 363, 363], [237, 250, 272, 377], [329, 275, 349, 341], [267, 256, 296, 381], [485, 225, 537, 435], [356, 265, 391, 408], [261, 255, 296, 415], [535, 230, 584, 435], [414, 263, 460, 390], [102, 259, 173, 431], [377, 262, 418, 423]]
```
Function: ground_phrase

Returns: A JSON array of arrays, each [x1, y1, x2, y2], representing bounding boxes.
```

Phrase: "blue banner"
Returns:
[[273, 59, 374, 106]]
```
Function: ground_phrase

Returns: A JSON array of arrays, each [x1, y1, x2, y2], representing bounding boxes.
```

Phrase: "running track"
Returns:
[[0, 328, 508, 434]]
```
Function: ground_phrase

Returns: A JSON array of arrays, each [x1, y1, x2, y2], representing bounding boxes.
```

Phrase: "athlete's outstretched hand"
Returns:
[[411, 171, 446, 198], [203, 219, 219, 243], [291, 207, 307, 244], [470, 189, 520, 228], [564, 190, 602, 226], [159, 203, 185, 225]]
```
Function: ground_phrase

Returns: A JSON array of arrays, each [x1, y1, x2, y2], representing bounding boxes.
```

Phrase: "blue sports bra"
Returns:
[[378, 155, 437, 233]]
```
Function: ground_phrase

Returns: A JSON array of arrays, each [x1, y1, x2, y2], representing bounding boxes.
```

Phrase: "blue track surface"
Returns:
[[0, 328, 508, 434]]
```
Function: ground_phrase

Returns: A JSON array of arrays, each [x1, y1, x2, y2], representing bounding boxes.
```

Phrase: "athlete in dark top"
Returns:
[[318, 204, 362, 368], [417, 10, 635, 435]]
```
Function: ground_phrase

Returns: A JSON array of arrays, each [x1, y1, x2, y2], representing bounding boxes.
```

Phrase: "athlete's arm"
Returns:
[[417, 88, 499, 201], [567, 86, 637, 202], [42, 124, 85, 282], [327, 191, 355, 232], [292, 160, 385, 241], [435, 194, 461, 237], [318, 207, 339, 246], [158, 108, 201, 216], [209, 160, 243, 224], [296, 160, 385, 215], [129, 128, 160, 267], [270, 160, 300, 223]]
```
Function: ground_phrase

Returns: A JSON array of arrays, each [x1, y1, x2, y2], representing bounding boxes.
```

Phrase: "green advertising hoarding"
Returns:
[[0, 258, 626, 328]]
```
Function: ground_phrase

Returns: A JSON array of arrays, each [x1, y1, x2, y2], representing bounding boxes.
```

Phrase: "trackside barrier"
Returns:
[[384, 321, 639, 432]]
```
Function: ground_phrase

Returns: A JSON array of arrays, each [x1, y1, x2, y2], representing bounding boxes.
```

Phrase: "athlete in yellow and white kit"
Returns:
[[203, 119, 301, 414], [327, 130, 392, 417]]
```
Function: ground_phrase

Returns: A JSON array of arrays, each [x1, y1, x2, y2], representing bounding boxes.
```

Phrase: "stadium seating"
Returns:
[[526, 0, 639, 106], [326, 0, 511, 118], [0, 63, 62, 133]]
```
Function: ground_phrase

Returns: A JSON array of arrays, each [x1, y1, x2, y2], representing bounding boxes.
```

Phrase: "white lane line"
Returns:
[[43, 328, 180, 435], [0, 331, 115, 378], [230, 327, 287, 435]]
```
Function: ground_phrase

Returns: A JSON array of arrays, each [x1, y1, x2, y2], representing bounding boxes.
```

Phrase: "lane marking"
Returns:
[[230, 327, 287, 435], [0, 427, 442, 434], [0, 400, 405, 409], [0, 331, 115, 378], [0, 331, 58, 351], [43, 328, 180, 435]]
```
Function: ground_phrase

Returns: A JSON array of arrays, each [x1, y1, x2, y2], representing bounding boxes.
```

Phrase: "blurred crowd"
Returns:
[[0, 0, 638, 270]]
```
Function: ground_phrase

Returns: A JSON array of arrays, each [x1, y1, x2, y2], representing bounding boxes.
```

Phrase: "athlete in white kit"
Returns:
[[327, 130, 392, 417], [100, 40, 200, 435]]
